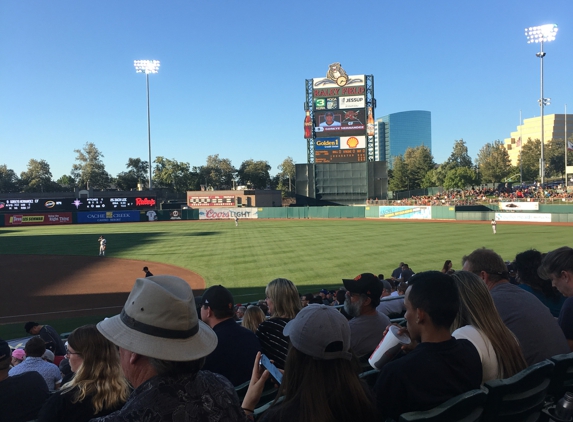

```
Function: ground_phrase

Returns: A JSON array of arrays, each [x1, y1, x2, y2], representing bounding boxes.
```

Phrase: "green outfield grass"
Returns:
[[1, 218, 571, 287], [1, 218, 571, 339]]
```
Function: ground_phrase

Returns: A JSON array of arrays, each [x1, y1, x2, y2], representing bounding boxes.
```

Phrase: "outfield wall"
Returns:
[[2, 204, 573, 227]]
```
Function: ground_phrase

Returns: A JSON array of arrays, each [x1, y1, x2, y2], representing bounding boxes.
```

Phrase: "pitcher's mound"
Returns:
[[0, 255, 205, 324]]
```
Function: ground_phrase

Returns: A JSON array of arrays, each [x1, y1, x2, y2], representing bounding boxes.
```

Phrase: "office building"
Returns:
[[374, 110, 431, 168], [504, 114, 573, 166]]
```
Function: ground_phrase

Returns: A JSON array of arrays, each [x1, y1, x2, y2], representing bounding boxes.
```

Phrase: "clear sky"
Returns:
[[1, 0, 572, 180]]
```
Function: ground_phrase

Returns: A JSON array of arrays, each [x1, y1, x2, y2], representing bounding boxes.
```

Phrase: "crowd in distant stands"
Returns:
[[370, 183, 573, 206], [2, 245, 573, 421]]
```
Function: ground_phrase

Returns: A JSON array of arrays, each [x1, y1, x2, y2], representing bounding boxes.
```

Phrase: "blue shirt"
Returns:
[[9, 357, 62, 391]]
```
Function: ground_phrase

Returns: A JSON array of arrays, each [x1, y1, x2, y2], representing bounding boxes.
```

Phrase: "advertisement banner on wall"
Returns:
[[198, 208, 258, 220], [498, 202, 540, 211], [494, 213, 551, 223], [379, 206, 431, 219], [4, 213, 73, 226], [339, 136, 366, 149], [188, 195, 235, 207], [77, 210, 140, 224], [314, 138, 340, 150]]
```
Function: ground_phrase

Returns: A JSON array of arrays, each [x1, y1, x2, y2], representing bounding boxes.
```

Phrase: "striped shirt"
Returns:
[[256, 318, 291, 370]]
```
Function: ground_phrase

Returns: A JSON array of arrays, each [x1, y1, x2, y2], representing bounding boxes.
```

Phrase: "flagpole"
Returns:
[[520, 110, 523, 183], [566, 104, 568, 181]]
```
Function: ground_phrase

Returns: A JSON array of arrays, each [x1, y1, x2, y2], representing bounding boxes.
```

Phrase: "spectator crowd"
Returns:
[[1, 245, 573, 421]]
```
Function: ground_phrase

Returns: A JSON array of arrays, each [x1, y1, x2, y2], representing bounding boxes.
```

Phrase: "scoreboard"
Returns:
[[0, 197, 156, 213], [315, 149, 366, 164]]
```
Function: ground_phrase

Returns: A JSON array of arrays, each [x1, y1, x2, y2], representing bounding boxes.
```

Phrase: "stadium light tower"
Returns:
[[525, 24, 558, 186], [134, 59, 160, 190]]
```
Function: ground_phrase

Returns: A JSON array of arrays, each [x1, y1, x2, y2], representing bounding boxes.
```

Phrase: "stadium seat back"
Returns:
[[399, 389, 487, 422], [482, 360, 554, 422]]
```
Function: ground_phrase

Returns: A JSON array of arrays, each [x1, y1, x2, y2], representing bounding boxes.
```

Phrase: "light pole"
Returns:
[[134, 59, 160, 190], [525, 24, 558, 186]]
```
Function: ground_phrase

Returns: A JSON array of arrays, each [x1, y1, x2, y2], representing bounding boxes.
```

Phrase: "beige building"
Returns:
[[504, 114, 573, 166]]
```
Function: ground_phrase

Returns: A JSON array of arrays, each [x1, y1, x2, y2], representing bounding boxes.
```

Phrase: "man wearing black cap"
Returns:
[[0, 338, 50, 422], [343, 273, 391, 357], [200, 285, 261, 386]]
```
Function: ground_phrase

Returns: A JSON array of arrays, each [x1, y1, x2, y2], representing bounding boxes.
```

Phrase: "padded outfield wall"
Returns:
[[3, 204, 573, 227]]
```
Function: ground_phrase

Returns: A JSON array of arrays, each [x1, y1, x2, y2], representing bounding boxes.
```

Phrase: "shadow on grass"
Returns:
[[0, 283, 343, 342]]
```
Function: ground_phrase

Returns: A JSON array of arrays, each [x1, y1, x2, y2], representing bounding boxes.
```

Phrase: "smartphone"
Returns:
[[259, 354, 283, 384]]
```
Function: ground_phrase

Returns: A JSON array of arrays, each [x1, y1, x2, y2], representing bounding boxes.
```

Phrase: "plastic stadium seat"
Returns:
[[359, 368, 380, 387], [548, 352, 573, 401], [482, 359, 555, 422], [398, 389, 487, 422], [234, 380, 250, 400]]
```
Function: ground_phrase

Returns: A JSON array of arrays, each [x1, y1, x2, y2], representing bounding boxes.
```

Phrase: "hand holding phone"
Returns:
[[259, 354, 283, 384]]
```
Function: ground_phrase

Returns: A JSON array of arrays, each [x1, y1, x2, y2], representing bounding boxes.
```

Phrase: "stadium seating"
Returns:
[[398, 389, 487, 422], [547, 352, 573, 401], [482, 359, 555, 422], [359, 368, 380, 387]]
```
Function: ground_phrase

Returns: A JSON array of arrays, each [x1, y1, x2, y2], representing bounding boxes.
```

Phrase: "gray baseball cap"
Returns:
[[283, 304, 352, 361]]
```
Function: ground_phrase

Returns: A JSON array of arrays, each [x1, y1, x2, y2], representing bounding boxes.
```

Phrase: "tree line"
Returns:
[[0, 143, 296, 195], [1, 137, 571, 195], [389, 137, 573, 192]]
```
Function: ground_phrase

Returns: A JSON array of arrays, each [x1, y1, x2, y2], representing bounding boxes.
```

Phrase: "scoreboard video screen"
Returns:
[[0, 197, 157, 213], [309, 66, 371, 164]]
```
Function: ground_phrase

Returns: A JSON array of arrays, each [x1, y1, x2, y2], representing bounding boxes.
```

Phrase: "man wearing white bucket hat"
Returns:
[[91, 275, 248, 422]]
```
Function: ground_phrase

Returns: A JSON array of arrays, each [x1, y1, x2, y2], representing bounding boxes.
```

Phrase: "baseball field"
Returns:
[[0, 218, 570, 340]]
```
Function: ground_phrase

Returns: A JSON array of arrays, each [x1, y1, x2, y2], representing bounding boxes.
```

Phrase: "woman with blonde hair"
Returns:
[[38, 325, 129, 422], [242, 305, 267, 333], [256, 278, 301, 369], [450, 271, 527, 382]]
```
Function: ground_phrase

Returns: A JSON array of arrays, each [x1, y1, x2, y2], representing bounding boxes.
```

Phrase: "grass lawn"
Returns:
[[1, 218, 571, 339], [1, 218, 570, 287]]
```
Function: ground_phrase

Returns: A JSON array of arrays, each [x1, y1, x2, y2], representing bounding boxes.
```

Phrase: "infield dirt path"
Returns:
[[0, 255, 205, 324]]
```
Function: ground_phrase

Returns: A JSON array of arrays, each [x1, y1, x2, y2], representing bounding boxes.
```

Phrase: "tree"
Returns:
[[518, 138, 541, 182], [19, 159, 57, 192], [237, 159, 271, 190], [153, 157, 199, 193], [71, 143, 111, 190], [116, 158, 149, 191], [545, 138, 573, 178], [0, 164, 20, 193], [403, 146, 435, 189], [388, 156, 409, 191], [443, 167, 479, 193], [276, 157, 296, 194], [56, 175, 76, 190], [476, 140, 512, 183], [200, 155, 236, 190], [445, 139, 473, 169]]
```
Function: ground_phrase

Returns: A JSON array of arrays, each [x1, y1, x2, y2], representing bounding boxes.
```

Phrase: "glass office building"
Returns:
[[374, 110, 432, 168]]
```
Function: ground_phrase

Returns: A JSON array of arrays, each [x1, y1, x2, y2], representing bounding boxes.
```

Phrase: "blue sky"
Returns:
[[1, 0, 572, 180]]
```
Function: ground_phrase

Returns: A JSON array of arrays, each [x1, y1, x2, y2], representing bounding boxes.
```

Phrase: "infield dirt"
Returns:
[[0, 255, 205, 324]]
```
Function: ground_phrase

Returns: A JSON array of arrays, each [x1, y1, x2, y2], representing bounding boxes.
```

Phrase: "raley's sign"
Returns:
[[135, 198, 156, 207]]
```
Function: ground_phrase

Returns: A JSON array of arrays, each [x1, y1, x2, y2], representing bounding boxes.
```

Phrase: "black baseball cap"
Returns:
[[200, 285, 234, 311], [342, 273, 383, 306]]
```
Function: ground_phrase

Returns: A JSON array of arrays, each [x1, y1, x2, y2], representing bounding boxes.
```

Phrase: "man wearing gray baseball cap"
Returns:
[[91, 275, 248, 422]]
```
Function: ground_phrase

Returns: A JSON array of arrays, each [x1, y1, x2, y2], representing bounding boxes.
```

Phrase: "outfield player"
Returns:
[[491, 219, 497, 235], [98, 236, 107, 256]]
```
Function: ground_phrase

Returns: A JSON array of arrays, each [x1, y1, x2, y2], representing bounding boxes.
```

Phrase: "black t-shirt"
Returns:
[[38, 386, 124, 422], [374, 337, 482, 421], [0, 371, 49, 422], [203, 318, 261, 386]]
